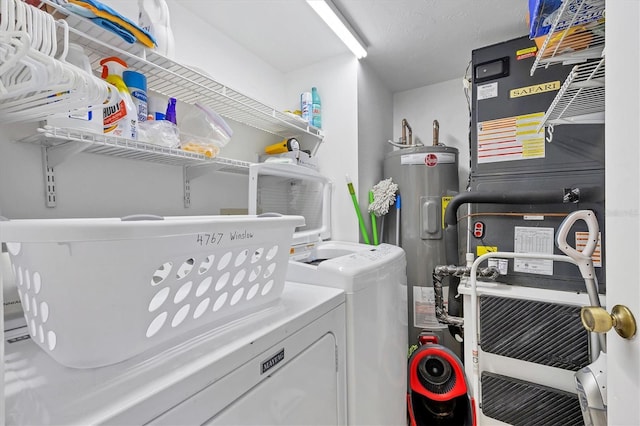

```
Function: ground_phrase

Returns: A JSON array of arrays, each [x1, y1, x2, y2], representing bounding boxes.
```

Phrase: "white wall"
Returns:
[[283, 56, 392, 245], [357, 61, 393, 244], [102, 0, 288, 107], [393, 78, 471, 192], [284, 54, 359, 242]]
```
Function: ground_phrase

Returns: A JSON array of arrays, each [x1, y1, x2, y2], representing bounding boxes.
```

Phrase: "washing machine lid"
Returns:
[[249, 163, 332, 247]]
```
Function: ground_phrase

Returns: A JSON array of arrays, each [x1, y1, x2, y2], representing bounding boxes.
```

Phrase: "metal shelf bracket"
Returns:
[[183, 163, 226, 208], [40, 140, 91, 208]]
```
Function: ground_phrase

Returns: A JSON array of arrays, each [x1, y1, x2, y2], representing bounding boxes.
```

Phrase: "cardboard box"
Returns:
[[528, 0, 604, 39]]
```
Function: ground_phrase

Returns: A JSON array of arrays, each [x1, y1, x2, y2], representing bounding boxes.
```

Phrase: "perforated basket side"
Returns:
[[5, 216, 299, 368]]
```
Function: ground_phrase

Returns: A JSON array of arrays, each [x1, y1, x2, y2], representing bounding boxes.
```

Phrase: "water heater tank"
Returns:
[[384, 145, 459, 348]]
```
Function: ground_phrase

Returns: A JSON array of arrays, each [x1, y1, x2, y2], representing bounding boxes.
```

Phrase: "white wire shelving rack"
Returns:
[[530, 0, 605, 130], [536, 57, 605, 131], [20, 126, 251, 208], [16, 0, 325, 207], [39, 0, 323, 146]]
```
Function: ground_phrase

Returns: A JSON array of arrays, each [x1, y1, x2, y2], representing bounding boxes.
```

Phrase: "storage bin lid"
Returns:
[[249, 163, 331, 247]]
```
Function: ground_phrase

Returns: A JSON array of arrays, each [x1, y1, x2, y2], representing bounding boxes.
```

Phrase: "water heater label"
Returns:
[[413, 286, 440, 328], [477, 112, 546, 164], [401, 153, 456, 165], [441, 196, 453, 228]]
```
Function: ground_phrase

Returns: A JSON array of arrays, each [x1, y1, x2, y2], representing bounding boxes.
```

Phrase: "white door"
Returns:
[[605, 1, 640, 425]]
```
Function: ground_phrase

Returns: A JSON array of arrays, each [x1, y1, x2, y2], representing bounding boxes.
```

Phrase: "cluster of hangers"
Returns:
[[0, 0, 114, 124]]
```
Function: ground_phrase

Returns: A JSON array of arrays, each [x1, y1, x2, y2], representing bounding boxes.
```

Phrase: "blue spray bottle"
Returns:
[[311, 87, 321, 129]]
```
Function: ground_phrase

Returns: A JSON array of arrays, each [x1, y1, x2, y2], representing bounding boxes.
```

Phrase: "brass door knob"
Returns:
[[581, 305, 637, 339]]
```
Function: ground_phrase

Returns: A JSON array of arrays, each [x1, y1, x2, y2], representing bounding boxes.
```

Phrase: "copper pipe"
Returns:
[[433, 120, 439, 146], [401, 118, 412, 145]]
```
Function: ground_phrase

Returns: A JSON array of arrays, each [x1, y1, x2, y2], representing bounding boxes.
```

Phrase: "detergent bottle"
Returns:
[[100, 57, 138, 139], [138, 0, 175, 58]]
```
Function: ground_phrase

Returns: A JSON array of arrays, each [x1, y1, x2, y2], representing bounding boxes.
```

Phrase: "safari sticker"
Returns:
[[510, 81, 561, 98]]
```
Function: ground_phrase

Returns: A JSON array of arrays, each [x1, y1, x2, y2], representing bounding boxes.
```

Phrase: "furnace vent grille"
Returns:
[[481, 372, 583, 426], [479, 295, 589, 371]]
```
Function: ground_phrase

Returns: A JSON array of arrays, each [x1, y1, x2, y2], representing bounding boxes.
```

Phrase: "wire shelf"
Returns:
[[537, 58, 605, 130], [531, 0, 605, 75], [40, 0, 323, 144], [20, 126, 251, 173]]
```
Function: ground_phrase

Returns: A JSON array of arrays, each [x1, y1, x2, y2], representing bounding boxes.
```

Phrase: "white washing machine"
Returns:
[[3, 282, 347, 425], [249, 163, 408, 426]]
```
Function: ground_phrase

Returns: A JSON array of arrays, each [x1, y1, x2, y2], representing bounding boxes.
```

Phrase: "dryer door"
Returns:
[[151, 332, 341, 425], [209, 333, 339, 425]]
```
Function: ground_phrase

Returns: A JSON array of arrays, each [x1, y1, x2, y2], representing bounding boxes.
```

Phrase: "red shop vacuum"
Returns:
[[407, 339, 476, 426]]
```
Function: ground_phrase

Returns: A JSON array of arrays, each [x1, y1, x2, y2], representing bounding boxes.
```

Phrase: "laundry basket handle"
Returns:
[[120, 214, 165, 221], [257, 213, 283, 218]]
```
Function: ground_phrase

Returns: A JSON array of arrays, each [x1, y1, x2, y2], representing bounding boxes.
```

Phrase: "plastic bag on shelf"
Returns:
[[179, 103, 233, 158], [138, 120, 180, 148]]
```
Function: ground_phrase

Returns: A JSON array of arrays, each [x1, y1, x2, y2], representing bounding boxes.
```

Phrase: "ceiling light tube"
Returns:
[[306, 0, 367, 59]]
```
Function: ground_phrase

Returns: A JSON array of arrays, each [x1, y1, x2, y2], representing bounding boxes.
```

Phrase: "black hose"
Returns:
[[443, 187, 604, 336]]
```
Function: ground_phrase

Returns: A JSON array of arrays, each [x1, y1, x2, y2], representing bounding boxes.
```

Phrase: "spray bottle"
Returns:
[[100, 57, 138, 139], [123, 71, 148, 123], [301, 91, 312, 124]]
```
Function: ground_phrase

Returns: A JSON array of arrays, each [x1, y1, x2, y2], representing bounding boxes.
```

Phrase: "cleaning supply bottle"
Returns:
[[100, 57, 137, 139], [301, 91, 312, 124], [123, 71, 148, 123], [311, 87, 321, 129], [147, 92, 167, 121], [138, 0, 175, 58], [104, 76, 138, 139], [100, 56, 128, 79], [165, 97, 177, 125]]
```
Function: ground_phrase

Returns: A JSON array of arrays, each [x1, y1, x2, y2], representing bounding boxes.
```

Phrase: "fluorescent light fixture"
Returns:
[[306, 0, 367, 59]]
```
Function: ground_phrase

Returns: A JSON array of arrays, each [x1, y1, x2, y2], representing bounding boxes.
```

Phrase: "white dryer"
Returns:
[[249, 163, 408, 426], [3, 282, 347, 425]]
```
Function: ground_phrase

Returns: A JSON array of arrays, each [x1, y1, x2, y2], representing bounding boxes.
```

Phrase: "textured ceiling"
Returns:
[[181, 0, 530, 93]]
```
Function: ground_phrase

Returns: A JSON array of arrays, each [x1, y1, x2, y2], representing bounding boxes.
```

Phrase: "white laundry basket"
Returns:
[[0, 214, 304, 368]]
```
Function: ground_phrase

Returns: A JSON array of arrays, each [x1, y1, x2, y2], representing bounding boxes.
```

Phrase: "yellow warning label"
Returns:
[[510, 81, 560, 98], [516, 46, 538, 60], [477, 246, 498, 256], [523, 138, 545, 157], [477, 112, 545, 164], [516, 46, 538, 56], [442, 196, 453, 229]]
